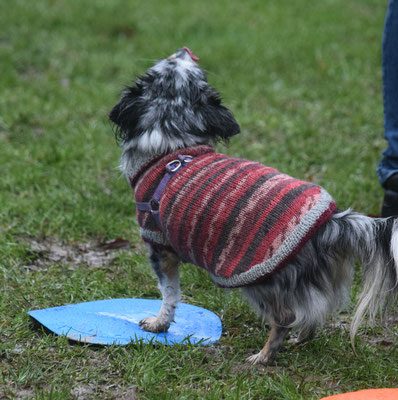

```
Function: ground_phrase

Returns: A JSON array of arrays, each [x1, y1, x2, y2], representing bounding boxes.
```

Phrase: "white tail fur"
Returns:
[[350, 217, 398, 347]]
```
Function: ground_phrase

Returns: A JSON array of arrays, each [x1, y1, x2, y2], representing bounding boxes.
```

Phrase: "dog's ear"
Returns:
[[197, 89, 240, 140], [109, 85, 144, 144]]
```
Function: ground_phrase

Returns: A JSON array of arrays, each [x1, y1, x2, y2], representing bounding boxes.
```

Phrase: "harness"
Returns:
[[135, 154, 194, 228]]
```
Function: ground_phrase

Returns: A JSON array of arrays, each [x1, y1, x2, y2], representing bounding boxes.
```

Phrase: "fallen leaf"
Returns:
[[98, 238, 133, 250]]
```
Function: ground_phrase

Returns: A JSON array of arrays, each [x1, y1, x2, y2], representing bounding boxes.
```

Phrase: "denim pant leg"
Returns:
[[377, 0, 398, 188]]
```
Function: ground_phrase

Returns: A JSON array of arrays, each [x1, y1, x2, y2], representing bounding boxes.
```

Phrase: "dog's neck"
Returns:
[[120, 135, 213, 179], [120, 146, 157, 181], [120, 141, 212, 182]]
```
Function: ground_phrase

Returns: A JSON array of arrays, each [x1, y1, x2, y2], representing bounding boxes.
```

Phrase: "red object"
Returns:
[[320, 389, 398, 400], [183, 46, 199, 61]]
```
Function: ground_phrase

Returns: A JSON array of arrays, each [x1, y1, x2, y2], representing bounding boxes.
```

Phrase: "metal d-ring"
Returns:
[[178, 155, 193, 163], [166, 159, 181, 173]]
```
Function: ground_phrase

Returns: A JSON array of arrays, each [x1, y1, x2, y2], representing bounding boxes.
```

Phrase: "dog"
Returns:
[[109, 47, 398, 365]]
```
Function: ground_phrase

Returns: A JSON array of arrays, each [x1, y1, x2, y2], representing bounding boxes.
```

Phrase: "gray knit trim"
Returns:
[[140, 228, 170, 246], [209, 189, 335, 288]]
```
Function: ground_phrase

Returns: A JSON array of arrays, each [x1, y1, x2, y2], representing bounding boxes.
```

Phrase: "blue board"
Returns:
[[28, 298, 222, 346]]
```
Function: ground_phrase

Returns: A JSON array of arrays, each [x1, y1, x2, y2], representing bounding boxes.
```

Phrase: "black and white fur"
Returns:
[[109, 48, 398, 365]]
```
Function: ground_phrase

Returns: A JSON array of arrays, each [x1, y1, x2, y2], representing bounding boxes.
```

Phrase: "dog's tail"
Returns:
[[333, 210, 398, 345]]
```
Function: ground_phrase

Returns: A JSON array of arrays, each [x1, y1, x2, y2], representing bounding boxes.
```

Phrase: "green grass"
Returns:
[[1, 0, 397, 398]]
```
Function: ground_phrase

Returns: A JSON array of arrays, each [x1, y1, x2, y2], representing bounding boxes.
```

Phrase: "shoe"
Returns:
[[381, 173, 398, 217]]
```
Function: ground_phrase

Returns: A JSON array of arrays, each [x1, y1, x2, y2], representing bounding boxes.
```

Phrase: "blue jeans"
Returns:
[[377, 0, 398, 188]]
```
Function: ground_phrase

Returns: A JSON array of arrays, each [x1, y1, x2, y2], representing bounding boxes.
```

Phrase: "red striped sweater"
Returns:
[[131, 146, 336, 288]]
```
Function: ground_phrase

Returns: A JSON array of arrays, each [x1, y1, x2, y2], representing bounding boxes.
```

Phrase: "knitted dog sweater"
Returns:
[[131, 146, 336, 288]]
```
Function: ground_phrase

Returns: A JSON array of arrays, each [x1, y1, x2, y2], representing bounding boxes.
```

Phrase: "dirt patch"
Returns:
[[70, 385, 94, 399], [322, 314, 398, 349], [69, 385, 139, 400], [3, 385, 139, 400], [70, 384, 139, 400], [22, 237, 136, 270], [365, 315, 398, 347], [2, 346, 139, 400], [7, 388, 35, 400]]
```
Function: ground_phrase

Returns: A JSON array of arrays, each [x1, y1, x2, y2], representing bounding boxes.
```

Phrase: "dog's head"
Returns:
[[109, 47, 240, 153]]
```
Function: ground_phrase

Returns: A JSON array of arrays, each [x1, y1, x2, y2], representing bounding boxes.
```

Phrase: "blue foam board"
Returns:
[[28, 298, 222, 346]]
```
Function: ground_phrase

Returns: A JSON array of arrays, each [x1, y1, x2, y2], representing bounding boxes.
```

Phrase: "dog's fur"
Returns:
[[109, 48, 398, 365]]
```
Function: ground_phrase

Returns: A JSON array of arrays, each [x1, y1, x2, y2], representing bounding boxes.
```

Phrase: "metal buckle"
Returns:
[[178, 155, 193, 163], [166, 159, 181, 173]]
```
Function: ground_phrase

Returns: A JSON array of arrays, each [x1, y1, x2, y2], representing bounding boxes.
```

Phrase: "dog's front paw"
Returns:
[[139, 317, 170, 333], [246, 351, 273, 366]]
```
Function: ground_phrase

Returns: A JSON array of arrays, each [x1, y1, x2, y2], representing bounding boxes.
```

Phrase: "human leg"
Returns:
[[377, 0, 398, 216]]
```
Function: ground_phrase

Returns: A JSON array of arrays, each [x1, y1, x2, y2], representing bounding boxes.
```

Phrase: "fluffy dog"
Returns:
[[109, 47, 398, 365]]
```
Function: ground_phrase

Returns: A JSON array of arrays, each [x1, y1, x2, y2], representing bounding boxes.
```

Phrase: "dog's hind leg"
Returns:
[[139, 245, 181, 333], [246, 323, 291, 365]]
